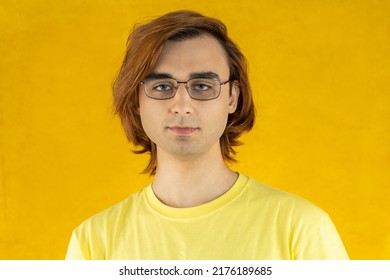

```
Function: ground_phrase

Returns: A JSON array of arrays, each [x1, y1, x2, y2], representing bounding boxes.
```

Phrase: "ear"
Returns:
[[228, 80, 240, 114]]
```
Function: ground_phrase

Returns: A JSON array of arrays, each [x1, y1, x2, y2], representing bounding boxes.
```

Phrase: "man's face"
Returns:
[[139, 34, 239, 161]]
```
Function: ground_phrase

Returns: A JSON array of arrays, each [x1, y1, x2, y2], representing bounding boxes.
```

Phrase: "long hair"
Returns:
[[113, 10, 255, 175]]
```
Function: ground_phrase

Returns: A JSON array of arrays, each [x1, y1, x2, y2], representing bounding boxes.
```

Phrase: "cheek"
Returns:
[[139, 99, 158, 139], [139, 95, 160, 122], [140, 108, 157, 125], [204, 106, 230, 134], [139, 98, 172, 147]]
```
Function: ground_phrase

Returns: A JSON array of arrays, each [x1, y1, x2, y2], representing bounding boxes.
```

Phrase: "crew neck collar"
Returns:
[[143, 173, 249, 219]]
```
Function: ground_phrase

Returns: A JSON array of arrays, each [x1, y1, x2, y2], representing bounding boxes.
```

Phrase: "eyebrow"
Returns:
[[144, 71, 221, 81]]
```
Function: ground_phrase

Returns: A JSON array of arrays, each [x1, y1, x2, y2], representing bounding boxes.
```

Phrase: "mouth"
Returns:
[[168, 126, 199, 136]]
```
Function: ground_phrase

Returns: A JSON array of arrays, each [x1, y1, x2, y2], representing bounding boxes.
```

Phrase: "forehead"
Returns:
[[151, 35, 230, 80]]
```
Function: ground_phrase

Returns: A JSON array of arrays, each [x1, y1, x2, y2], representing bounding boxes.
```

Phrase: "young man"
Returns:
[[66, 10, 349, 259]]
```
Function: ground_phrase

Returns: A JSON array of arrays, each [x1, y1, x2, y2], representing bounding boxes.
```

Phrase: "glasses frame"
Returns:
[[140, 77, 230, 101]]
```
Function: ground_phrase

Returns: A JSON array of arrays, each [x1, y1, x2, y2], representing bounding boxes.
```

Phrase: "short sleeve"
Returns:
[[65, 231, 86, 260], [295, 214, 349, 260]]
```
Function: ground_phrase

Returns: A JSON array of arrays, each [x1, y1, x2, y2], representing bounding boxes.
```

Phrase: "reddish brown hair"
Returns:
[[113, 10, 255, 175]]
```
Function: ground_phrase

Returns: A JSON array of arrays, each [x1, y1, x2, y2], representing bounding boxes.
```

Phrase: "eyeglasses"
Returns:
[[140, 77, 230, 101]]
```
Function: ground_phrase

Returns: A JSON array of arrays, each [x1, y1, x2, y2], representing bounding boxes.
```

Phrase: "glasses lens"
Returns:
[[188, 78, 219, 100], [144, 79, 176, 99]]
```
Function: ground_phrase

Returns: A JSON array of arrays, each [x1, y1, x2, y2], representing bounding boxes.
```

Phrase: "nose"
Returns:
[[170, 83, 194, 115]]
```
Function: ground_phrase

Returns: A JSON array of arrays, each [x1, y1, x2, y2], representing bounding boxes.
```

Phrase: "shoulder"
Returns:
[[240, 175, 335, 238], [243, 175, 327, 219], [242, 175, 348, 259], [66, 188, 147, 259], [73, 188, 145, 234]]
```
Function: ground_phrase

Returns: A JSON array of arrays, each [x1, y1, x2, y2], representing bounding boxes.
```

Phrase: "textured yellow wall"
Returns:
[[1, 0, 389, 259]]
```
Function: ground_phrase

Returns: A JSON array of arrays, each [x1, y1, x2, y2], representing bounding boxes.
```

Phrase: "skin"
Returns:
[[139, 34, 240, 208]]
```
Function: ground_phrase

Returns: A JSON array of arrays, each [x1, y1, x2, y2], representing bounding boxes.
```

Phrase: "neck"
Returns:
[[151, 146, 238, 208]]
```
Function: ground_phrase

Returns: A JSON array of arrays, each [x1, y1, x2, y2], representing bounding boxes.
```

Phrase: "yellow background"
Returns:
[[1, 0, 389, 259]]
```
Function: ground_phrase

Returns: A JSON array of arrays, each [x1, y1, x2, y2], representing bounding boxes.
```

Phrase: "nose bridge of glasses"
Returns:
[[170, 80, 194, 115], [174, 81, 191, 95]]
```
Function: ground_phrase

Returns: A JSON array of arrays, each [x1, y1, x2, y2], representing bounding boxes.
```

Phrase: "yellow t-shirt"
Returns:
[[66, 174, 349, 259]]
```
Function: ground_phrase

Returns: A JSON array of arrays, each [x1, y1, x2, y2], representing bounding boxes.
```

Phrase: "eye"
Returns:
[[153, 83, 173, 91], [191, 79, 215, 92], [193, 83, 211, 91]]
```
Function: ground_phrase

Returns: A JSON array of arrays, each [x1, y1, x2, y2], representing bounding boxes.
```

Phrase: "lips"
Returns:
[[169, 126, 198, 135]]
